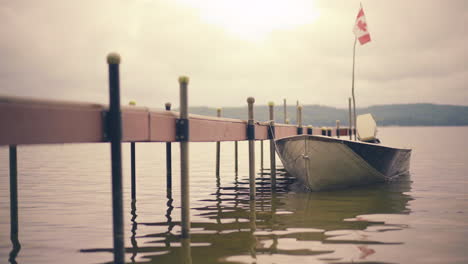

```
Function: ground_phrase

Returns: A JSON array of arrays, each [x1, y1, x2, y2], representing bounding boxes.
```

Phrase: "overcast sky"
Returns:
[[0, 0, 466, 109]]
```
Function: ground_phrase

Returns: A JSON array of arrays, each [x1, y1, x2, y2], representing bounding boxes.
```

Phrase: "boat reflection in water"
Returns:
[[82, 168, 412, 264]]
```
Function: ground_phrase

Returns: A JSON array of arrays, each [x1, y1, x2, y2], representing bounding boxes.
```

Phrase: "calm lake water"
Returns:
[[1, 126, 467, 264]]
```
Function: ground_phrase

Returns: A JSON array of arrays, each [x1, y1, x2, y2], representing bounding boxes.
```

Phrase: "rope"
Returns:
[[268, 121, 312, 188], [266, 121, 281, 151]]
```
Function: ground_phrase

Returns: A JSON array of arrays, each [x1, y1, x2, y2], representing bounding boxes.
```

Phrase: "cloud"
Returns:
[[0, 0, 466, 109]]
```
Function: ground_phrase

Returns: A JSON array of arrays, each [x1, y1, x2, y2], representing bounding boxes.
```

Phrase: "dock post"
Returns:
[[9, 145, 20, 262], [182, 238, 193, 264], [283, 98, 287, 123], [107, 52, 125, 264], [307, 125, 313, 135], [268, 102, 276, 189], [296, 100, 299, 124], [131, 142, 136, 200], [165, 103, 172, 190], [234, 141, 238, 176], [260, 140, 264, 170], [297, 105, 303, 134], [348, 97, 352, 140], [247, 97, 256, 200], [178, 76, 191, 238], [129, 101, 137, 201], [336, 120, 340, 138], [216, 108, 222, 177]]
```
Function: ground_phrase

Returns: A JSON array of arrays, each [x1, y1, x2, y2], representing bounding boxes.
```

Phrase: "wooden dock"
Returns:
[[0, 96, 349, 145], [1, 53, 354, 264]]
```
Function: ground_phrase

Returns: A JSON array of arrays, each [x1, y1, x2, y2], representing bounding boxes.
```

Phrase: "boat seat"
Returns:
[[356, 113, 379, 143]]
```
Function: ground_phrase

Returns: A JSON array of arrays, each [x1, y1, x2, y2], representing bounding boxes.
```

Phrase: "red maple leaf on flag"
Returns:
[[353, 7, 371, 45], [357, 20, 367, 32]]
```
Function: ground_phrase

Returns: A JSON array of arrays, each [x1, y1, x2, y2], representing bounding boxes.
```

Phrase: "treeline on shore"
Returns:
[[187, 103, 468, 126]]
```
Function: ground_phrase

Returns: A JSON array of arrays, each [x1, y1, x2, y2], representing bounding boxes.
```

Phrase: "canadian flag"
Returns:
[[353, 7, 371, 45]]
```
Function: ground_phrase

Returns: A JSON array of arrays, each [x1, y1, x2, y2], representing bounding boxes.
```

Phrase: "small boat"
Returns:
[[275, 114, 411, 191]]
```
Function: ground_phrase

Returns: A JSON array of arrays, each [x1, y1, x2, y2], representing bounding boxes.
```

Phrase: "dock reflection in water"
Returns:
[[8, 221, 20, 264], [82, 168, 412, 264]]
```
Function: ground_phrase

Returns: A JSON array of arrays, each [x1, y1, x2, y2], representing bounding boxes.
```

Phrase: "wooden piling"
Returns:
[[179, 76, 190, 238], [348, 97, 353, 140], [165, 102, 172, 190], [216, 108, 221, 177], [107, 52, 125, 264], [268, 102, 276, 189], [247, 97, 256, 200], [297, 105, 303, 134]]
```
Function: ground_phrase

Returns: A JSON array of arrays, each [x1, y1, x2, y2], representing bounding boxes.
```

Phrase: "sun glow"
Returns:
[[178, 0, 320, 41]]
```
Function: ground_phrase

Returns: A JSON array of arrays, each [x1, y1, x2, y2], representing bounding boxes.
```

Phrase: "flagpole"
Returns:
[[351, 37, 357, 140]]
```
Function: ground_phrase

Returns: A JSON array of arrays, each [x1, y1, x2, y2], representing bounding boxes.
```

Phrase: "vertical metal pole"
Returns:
[[249, 199, 257, 232], [234, 141, 238, 176], [297, 105, 303, 134], [336, 120, 340, 138], [268, 102, 276, 189], [351, 38, 358, 141], [131, 142, 136, 200], [247, 97, 256, 200], [9, 145, 19, 245], [283, 98, 287, 124], [296, 100, 299, 124], [181, 238, 193, 264], [129, 101, 137, 201], [348, 97, 353, 140], [260, 140, 264, 170], [165, 103, 172, 190], [179, 76, 190, 238], [248, 199, 257, 258], [216, 108, 221, 177], [107, 52, 125, 264]]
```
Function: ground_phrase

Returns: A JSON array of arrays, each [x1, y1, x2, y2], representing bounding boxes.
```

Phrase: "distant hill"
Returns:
[[186, 103, 468, 126]]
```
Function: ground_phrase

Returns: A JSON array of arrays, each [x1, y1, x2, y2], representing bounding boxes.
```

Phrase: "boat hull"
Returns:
[[275, 135, 411, 191]]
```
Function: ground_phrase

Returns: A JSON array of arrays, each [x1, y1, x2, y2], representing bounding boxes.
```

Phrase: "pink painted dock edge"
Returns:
[[0, 97, 350, 145]]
